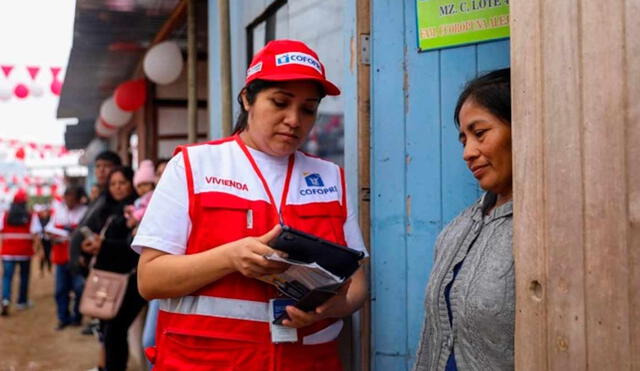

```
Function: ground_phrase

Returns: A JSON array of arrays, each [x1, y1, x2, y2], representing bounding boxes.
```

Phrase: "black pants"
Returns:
[[40, 240, 52, 272], [100, 274, 147, 371]]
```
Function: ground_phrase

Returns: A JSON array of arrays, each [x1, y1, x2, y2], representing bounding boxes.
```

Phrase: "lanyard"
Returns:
[[234, 135, 295, 225]]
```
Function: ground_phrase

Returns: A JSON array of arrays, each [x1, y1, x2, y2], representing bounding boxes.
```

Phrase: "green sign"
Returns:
[[417, 0, 510, 51]]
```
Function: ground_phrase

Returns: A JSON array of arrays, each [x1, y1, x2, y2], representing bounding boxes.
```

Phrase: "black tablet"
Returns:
[[268, 224, 365, 278]]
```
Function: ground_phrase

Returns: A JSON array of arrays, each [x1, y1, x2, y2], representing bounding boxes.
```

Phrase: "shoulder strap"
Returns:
[[99, 215, 115, 238]]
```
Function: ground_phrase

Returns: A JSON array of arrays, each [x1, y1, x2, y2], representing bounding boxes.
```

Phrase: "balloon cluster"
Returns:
[[96, 40, 183, 138]]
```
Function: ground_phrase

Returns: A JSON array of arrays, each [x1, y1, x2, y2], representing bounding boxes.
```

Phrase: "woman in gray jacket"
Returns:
[[415, 68, 514, 371]]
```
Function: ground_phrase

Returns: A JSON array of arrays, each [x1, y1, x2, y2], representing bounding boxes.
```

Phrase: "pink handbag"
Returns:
[[79, 268, 129, 320], [78, 215, 131, 320]]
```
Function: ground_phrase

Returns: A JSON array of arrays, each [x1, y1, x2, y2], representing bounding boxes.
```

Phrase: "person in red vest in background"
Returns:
[[133, 39, 368, 370], [0, 189, 34, 316], [45, 185, 88, 330]]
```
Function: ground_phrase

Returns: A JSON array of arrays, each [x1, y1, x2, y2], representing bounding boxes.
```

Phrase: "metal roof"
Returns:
[[57, 0, 181, 148]]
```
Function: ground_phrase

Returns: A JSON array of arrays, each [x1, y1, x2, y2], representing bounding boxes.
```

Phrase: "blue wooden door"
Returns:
[[370, 1, 510, 370]]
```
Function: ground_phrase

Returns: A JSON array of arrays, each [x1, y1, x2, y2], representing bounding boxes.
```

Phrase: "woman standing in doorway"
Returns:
[[415, 68, 514, 370], [133, 39, 368, 370]]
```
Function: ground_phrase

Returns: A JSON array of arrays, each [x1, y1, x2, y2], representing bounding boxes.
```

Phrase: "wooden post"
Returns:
[[511, 0, 639, 369], [356, 0, 371, 370], [218, 0, 232, 137], [625, 1, 640, 368], [510, 0, 547, 367], [187, 0, 198, 144]]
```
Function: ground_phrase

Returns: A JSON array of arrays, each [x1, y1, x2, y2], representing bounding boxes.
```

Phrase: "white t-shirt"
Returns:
[[132, 149, 367, 256], [45, 203, 88, 239], [29, 213, 43, 234]]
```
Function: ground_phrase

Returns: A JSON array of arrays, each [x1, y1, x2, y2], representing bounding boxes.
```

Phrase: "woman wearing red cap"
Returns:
[[0, 189, 35, 316], [133, 39, 367, 370]]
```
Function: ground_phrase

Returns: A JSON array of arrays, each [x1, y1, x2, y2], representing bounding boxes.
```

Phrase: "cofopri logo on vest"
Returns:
[[300, 173, 337, 196], [304, 173, 324, 187]]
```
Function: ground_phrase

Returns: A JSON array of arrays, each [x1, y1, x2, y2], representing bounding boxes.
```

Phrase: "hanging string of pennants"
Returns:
[[0, 138, 69, 202], [0, 64, 64, 101], [0, 175, 64, 200], [0, 137, 69, 161]]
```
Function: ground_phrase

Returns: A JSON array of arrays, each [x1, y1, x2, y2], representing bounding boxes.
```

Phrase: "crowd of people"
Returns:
[[1, 39, 515, 371], [0, 150, 168, 370]]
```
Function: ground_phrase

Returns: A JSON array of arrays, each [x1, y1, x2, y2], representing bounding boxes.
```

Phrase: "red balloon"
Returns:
[[50, 79, 62, 95], [14, 84, 29, 99], [114, 79, 147, 111]]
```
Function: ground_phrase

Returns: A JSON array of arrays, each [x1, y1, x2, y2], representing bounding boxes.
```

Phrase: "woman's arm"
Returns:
[[282, 266, 368, 328], [137, 224, 289, 300]]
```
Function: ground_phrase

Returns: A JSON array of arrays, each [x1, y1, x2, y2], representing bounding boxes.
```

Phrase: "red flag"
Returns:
[[1, 65, 13, 78], [26, 66, 40, 80], [50, 67, 61, 79]]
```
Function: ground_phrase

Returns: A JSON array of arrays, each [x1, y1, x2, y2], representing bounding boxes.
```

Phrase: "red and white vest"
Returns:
[[156, 136, 349, 349], [0, 213, 34, 258], [47, 204, 87, 265]]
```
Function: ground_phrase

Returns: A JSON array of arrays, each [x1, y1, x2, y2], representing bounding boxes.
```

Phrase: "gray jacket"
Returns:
[[414, 193, 514, 371]]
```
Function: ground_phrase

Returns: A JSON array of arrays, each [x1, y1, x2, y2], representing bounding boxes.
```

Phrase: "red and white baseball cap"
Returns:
[[245, 39, 340, 96]]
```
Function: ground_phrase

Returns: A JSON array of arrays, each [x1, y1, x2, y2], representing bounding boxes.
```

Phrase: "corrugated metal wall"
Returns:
[[369, 1, 509, 369]]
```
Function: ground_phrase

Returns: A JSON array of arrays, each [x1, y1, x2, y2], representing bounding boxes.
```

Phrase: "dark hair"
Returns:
[[7, 202, 29, 226], [94, 166, 138, 233], [105, 166, 136, 204], [232, 80, 280, 134], [64, 185, 86, 201], [232, 79, 326, 135], [155, 158, 169, 169], [95, 150, 122, 166], [454, 68, 511, 127]]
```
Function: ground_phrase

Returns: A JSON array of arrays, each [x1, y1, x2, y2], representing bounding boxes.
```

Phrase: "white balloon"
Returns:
[[95, 118, 117, 138], [99, 96, 132, 127], [143, 40, 183, 85], [0, 82, 11, 100], [30, 83, 44, 97]]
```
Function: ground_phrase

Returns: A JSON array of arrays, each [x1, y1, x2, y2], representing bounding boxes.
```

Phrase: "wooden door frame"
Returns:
[[356, 0, 371, 370]]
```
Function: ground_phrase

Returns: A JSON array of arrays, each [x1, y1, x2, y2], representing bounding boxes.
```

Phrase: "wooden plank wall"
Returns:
[[511, 0, 639, 369], [626, 0, 640, 367], [370, 1, 509, 369]]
